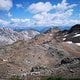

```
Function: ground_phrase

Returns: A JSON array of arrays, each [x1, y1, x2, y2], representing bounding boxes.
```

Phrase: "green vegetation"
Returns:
[[41, 76, 63, 80], [10, 75, 22, 80], [10, 75, 80, 80], [41, 76, 80, 80]]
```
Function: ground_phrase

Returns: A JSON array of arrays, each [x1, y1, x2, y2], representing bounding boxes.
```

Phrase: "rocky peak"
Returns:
[[44, 27, 60, 34], [69, 24, 80, 33]]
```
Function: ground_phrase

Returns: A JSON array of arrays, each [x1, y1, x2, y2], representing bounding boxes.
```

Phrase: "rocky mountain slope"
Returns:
[[55, 24, 80, 56], [0, 24, 80, 80], [0, 27, 40, 46], [57, 24, 80, 43]]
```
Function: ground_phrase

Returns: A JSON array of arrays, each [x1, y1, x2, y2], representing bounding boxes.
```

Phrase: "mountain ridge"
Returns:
[[0, 27, 40, 46], [0, 24, 80, 79]]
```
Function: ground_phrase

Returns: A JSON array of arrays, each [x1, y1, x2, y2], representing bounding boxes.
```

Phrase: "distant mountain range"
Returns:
[[0, 27, 40, 46], [12, 26, 70, 33], [0, 24, 80, 47]]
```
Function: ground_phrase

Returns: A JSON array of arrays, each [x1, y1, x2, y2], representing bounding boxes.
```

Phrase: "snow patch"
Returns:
[[64, 35, 67, 37], [75, 43, 80, 46], [3, 59, 8, 62], [49, 34, 53, 36], [73, 34, 80, 37], [63, 38, 66, 40], [66, 41, 73, 44]]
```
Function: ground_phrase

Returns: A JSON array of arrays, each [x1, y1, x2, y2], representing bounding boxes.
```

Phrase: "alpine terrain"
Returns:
[[0, 24, 80, 80]]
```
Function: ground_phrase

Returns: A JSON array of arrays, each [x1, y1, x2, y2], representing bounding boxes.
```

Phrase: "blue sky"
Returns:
[[0, 0, 80, 28]]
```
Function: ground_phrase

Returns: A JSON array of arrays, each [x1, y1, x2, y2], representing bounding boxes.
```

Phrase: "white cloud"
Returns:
[[0, 0, 13, 11], [28, 2, 53, 14], [68, 19, 80, 25], [7, 12, 12, 17], [11, 18, 30, 23], [0, 19, 10, 27], [0, 0, 79, 28], [10, 18, 33, 27], [28, 0, 79, 27], [53, 0, 76, 12], [16, 4, 23, 8], [0, 18, 33, 28], [32, 9, 74, 26], [1, 18, 80, 28], [33, 12, 54, 26]]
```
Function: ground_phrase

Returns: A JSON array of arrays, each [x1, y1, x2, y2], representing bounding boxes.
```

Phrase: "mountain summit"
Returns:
[[69, 24, 80, 33]]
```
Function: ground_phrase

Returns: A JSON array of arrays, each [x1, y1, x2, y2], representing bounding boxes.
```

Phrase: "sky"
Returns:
[[0, 0, 80, 29]]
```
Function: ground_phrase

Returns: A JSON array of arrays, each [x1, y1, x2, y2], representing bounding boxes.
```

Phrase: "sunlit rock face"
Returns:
[[0, 27, 40, 46]]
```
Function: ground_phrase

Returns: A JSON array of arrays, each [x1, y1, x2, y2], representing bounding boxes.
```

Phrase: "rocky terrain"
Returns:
[[0, 24, 80, 80], [0, 27, 40, 46]]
